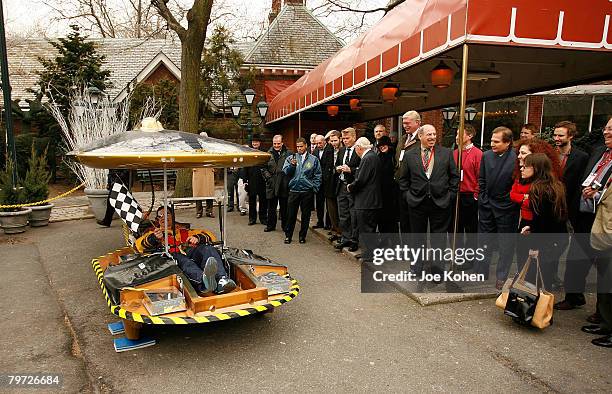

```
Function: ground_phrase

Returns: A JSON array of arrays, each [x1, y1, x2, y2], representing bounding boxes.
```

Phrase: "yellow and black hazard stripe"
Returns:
[[91, 253, 300, 325]]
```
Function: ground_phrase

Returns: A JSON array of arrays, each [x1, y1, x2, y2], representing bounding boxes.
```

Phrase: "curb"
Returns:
[[304, 219, 497, 306]]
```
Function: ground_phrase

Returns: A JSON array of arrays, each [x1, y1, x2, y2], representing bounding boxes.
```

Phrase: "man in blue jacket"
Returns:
[[282, 137, 322, 244]]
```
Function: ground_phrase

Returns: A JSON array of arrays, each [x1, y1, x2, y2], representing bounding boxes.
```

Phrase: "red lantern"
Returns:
[[430, 61, 454, 89], [381, 83, 399, 102], [327, 105, 339, 117], [349, 98, 361, 111]]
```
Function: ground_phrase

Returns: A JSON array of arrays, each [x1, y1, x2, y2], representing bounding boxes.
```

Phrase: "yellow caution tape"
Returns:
[[0, 182, 86, 209]]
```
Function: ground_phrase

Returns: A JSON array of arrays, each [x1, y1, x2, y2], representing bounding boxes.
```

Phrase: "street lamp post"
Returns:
[[230, 88, 268, 144], [0, 0, 18, 185]]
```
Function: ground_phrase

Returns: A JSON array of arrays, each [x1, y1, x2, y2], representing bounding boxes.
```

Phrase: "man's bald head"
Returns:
[[272, 134, 284, 151], [315, 134, 326, 149]]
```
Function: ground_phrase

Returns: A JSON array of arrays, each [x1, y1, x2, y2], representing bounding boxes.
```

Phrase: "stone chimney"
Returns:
[[269, 0, 281, 24], [269, 0, 305, 24]]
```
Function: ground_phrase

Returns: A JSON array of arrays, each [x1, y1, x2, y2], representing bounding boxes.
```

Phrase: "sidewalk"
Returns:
[[50, 189, 222, 222]]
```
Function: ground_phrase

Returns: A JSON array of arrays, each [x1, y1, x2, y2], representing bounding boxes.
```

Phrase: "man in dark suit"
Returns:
[[324, 130, 343, 240], [335, 127, 361, 252], [348, 137, 382, 262], [398, 125, 459, 271], [242, 134, 268, 226], [394, 111, 421, 241], [551, 121, 589, 294], [557, 120, 612, 311], [263, 134, 292, 232], [477, 126, 519, 288], [313, 134, 332, 229]]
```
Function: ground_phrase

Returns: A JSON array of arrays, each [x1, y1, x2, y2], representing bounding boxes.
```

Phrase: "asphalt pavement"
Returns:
[[1, 210, 610, 393]]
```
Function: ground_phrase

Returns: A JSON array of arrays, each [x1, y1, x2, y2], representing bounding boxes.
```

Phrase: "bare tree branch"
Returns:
[[151, 0, 186, 39]]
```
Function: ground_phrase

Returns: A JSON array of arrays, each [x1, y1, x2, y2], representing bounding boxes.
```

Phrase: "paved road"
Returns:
[[1, 211, 610, 393]]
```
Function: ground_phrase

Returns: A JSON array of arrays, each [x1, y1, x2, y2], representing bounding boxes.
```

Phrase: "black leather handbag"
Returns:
[[504, 287, 539, 326]]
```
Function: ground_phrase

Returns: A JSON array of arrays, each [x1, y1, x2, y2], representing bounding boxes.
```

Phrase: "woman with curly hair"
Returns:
[[518, 153, 568, 288], [514, 138, 563, 179]]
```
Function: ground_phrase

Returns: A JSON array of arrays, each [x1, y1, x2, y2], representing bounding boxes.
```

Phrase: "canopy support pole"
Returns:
[[223, 168, 228, 246], [451, 43, 470, 272], [163, 161, 169, 255], [480, 101, 486, 147], [298, 112, 302, 139]]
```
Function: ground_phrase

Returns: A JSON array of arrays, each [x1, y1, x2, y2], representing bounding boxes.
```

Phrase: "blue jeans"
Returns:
[[172, 245, 227, 293]]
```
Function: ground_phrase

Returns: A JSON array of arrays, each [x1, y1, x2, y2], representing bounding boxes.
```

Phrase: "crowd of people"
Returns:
[[231, 114, 611, 348]]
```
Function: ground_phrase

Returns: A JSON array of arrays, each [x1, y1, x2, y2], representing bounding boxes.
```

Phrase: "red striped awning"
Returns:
[[267, 0, 612, 123]]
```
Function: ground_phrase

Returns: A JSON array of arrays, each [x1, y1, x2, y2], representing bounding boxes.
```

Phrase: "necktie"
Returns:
[[423, 148, 430, 164], [344, 147, 352, 165]]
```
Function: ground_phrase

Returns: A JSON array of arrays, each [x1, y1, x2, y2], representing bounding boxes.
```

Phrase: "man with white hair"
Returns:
[[395, 110, 422, 240], [398, 124, 459, 272], [348, 137, 382, 261]]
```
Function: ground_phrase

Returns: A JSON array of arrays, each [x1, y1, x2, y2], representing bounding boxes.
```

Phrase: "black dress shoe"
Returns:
[[96, 219, 111, 227], [554, 300, 582, 310], [335, 240, 351, 250], [312, 224, 323, 229], [248, 221, 256, 225], [581, 325, 612, 335], [284, 237, 292, 244], [323, 225, 331, 230], [299, 238, 306, 244], [587, 313, 603, 325], [591, 335, 612, 348], [328, 234, 339, 242], [264, 227, 274, 232], [348, 243, 359, 252]]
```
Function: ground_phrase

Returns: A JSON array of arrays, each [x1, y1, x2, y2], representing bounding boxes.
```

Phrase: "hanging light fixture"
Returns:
[[327, 105, 339, 117], [430, 61, 454, 89], [349, 98, 361, 111], [381, 83, 399, 102]]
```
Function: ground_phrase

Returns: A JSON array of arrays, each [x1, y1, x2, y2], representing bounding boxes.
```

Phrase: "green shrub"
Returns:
[[23, 146, 51, 204], [0, 160, 26, 212]]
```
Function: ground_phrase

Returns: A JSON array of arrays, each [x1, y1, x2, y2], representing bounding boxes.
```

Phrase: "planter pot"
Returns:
[[29, 203, 54, 227], [84, 188, 109, 221], [0, 207, 32, 234]]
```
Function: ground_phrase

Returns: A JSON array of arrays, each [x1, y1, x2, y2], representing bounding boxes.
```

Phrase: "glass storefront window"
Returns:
[[541, 95, 592, 137], [592, 95, 612, 132], [481, 97, 528, 150]]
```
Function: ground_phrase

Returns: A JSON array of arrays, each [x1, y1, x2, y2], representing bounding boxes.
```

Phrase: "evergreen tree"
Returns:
[[33, 24, 112, 115], [200, 25, 253, 118]]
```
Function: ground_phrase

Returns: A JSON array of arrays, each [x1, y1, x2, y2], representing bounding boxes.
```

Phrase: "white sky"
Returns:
[[3, 0, 389, 44]]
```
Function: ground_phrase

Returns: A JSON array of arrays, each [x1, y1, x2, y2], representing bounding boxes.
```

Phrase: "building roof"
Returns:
[[244, 2, 344, 68], [2, 36, 254, 104], [3, 37, 183, 103]]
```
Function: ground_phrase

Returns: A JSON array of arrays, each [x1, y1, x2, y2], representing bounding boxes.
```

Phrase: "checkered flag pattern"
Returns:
[[109, 182, 143, 235]]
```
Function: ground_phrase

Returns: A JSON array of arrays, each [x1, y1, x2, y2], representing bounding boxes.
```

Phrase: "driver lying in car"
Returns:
[[135, 206, 237, 295]]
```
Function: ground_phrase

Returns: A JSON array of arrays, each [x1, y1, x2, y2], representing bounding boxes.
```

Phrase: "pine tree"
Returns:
[[34, 24, 112, 115]]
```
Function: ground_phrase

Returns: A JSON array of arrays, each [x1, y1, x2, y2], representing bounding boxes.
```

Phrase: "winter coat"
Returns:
[[263, 145, 293, 199], [241, 147, 267, 196], [192, 168, 215, 197], [282, 152, 322, 193]]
